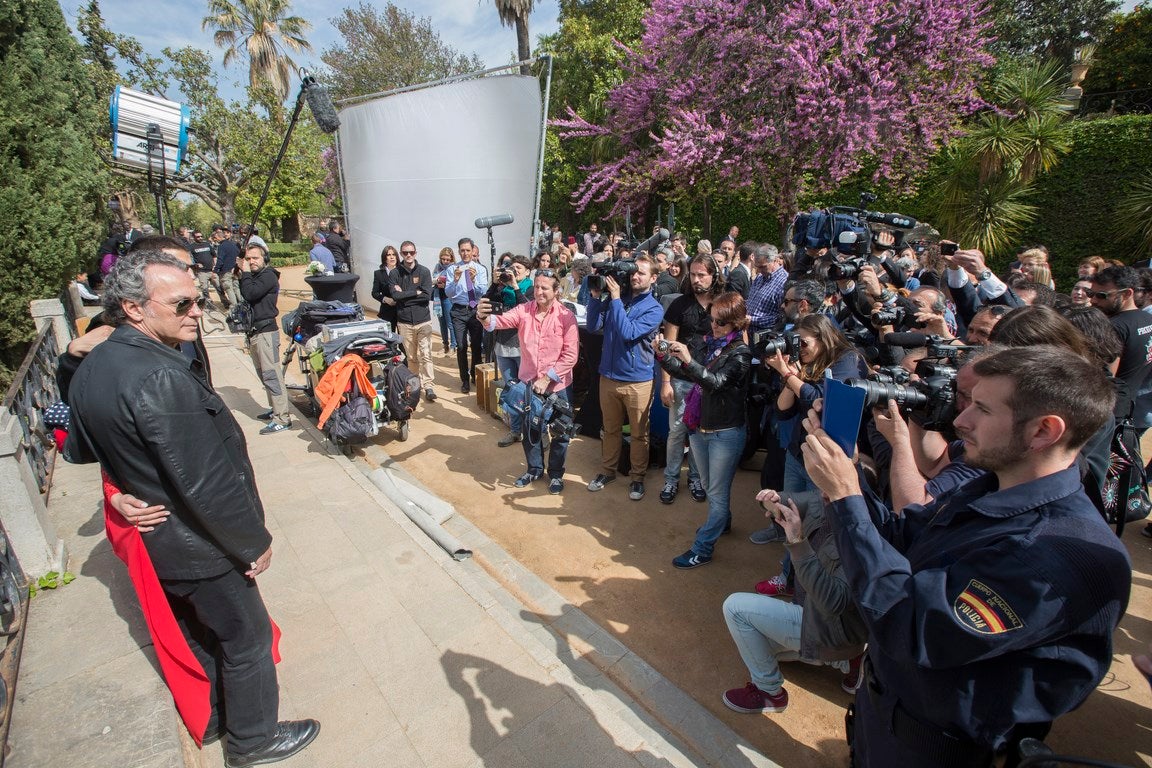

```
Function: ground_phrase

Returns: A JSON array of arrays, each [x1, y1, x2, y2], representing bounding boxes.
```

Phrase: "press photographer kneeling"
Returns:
[[477, 269, 579, 495], [801, 345, 1132, 767]]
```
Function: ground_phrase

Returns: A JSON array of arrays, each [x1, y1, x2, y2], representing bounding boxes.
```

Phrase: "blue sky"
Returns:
[[61, 0, 561, 103]]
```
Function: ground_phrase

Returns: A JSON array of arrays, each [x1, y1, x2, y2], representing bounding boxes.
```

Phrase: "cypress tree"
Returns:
[[0, 0, 107, 384]]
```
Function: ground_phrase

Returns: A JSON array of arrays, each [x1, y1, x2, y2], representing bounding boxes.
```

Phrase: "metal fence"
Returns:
[[1079, 87, 1152, 116], [2, 324, 61, 496]]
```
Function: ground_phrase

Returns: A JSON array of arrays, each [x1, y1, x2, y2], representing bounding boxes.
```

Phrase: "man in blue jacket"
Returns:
[[801, 345, 1131, 767], [586, 255, 664, 500]]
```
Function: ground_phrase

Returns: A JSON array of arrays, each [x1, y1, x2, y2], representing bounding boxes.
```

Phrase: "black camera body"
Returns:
[[588, 259, 638, 295], [752, 330, 801, 363], [830, 256, 869, 281], [847, 359, 958, 434]]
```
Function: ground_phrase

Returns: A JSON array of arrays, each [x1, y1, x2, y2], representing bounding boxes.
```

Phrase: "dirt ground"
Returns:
[[275, 266, 1152, 767]]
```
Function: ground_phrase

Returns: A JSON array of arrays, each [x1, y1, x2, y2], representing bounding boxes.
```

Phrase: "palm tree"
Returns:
[[202, 0, 312, 102], [493, 0, 534, 74]]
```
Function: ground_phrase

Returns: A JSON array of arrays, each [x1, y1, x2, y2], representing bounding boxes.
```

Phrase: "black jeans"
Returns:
[[450, 304, 484, 386], [162, 568, 279, 752]]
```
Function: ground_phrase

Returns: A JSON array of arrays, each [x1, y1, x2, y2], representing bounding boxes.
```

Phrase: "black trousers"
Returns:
[[450, 304, 484, 386], [162, 568, 279, 752]]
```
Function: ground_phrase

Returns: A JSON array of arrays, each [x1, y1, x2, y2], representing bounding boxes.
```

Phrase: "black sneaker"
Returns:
[[256, 409, 274, 421], [688, 478, 707, 502], [513, 472, 541, 488], [659, 482, 678, 504], [587, 473, 616, 492], [259, 422, 290, 435], [461, 383, 470, 394], [629, 481, 645, 501], [425, 388, 437, 402], [672, 549, 712, 569], [549, 478, 565, 495]]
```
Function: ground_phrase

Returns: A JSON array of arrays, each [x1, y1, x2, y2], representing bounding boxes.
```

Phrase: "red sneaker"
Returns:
[[754, 574, 794, 597], [723, 682, 789, 713], [841, 653, 864, 694]]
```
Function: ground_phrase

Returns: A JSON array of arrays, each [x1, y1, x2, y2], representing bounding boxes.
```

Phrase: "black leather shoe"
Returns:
[[225, 720, 320, 767]]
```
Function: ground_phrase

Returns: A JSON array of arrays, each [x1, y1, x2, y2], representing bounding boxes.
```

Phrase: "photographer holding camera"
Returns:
[[800, 345, 1131, 768], [585, 255, 664, 500], [489, 254, 534, 446], [477, 271, 578, 494]]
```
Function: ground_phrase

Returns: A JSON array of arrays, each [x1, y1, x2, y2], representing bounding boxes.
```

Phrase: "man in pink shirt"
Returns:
[[478, 270, 579, 494]]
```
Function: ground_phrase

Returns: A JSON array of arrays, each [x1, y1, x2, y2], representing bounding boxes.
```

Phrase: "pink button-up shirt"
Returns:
[[488, 300, 579, 389]]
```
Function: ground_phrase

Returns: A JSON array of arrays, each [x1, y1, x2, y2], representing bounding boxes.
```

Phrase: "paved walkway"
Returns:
[[9, 332, 778, 768]]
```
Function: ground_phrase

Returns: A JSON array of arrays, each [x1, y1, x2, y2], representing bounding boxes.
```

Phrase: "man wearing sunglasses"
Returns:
[[1090, 265, 1152, 420], [239, 244, 291, 434], [390, 242, 437, 402], [66, 248, 320, 765]]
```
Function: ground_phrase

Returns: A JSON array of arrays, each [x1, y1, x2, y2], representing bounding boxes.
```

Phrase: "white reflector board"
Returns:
[[337, 75, 542, 308]]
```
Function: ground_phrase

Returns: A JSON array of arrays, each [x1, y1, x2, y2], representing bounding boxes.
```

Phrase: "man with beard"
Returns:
[[801, 345, 1131, 768], [1090, 265, 1152, 419], [658, 254, 724, 504]]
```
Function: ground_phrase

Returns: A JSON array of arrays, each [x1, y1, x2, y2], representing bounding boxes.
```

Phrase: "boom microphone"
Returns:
[[884, 332, 931, 348], [634, 228, 670, 254], [864, 211, 917, 229], [475, 214, 514, 228], [302, 76, 340, 134]]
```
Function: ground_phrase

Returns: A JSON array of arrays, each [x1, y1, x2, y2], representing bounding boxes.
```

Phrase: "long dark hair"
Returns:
[[795, 314, 856, 382]]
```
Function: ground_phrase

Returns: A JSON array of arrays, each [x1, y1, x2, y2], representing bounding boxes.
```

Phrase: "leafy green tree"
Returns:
[[0, 0, 108, 384], [537, 0, 647, 233], [203, 0, 312, 104], [1082, 6, 1152, 109], [319, 2, 483, 101], [1115, 170, 1152, 257], [990, 0, 1119, 66]]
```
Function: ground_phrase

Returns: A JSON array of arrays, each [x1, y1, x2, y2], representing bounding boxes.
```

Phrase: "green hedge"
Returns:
[[1018, 114, 1152, 284], [266, 241, 308, 268]]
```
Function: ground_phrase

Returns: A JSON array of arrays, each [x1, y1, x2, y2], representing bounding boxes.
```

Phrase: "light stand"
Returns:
[[145, 123, 167, 234]]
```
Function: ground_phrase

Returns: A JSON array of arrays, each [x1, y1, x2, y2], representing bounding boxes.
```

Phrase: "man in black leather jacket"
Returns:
[[65, 248, 319, 767]]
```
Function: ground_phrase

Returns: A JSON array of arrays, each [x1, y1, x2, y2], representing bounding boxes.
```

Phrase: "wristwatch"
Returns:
[[977, 269, 993, 282]]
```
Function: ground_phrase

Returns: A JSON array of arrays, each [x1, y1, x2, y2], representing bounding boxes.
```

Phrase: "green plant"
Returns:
[[29, 570, 76, 598], [1113, 171, 1152, 257]]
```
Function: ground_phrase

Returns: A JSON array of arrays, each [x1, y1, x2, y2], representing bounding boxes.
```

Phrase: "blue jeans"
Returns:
[[664, 378, 700, 485], [688, 424, 746, 557], [436, 295, 455, 348], [496, 356, 522, 432], [523, 389, 570, 480], [723, 592, 803, 695]]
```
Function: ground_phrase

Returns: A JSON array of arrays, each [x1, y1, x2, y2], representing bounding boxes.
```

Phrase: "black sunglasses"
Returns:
[[401, 249, 416, 256], [1088, 289, 1122, 300], [151, 296, 207, 315]]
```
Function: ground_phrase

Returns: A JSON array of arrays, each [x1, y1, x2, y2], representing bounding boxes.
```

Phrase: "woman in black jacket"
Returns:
[[655, 291, 752, 569], [371, 245, 399, 329]]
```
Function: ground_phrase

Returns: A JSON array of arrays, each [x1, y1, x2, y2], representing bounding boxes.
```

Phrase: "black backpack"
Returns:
[[226, 301, 255, 335], [385, 362, 421, 421], [325, 386, 376, 445]]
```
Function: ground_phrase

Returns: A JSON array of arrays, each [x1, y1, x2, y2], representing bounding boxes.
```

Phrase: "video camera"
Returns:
[[587, 259, 639, 294], [530, 392, 580, 441]]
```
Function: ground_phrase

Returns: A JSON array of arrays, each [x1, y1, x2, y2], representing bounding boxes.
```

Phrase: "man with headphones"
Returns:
[[239, 243, 291, 434]]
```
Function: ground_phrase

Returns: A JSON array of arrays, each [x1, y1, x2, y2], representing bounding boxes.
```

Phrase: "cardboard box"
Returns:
[[474, 362, 496, 410]]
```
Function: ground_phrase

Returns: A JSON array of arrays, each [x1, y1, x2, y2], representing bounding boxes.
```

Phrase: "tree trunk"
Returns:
[[280, 213, 301, 243], [516, 18, 531, 75]]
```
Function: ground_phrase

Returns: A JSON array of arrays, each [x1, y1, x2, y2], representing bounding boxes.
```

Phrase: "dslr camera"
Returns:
[[587, 259, 639, 293], [752, 330, 801, 363]]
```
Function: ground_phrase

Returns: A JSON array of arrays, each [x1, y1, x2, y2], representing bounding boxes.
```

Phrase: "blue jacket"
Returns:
[[586, 290, 664, 382], [829, 466, 1130, 757]]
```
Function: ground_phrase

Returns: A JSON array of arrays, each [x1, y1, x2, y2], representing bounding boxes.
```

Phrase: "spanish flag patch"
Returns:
[[953, 579, 1025, 635]]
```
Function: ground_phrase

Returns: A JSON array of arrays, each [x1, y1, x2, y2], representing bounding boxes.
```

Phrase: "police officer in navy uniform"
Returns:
[[800, 345, 1131, 767]]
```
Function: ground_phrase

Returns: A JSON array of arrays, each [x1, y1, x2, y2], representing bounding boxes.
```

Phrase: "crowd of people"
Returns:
[[63, 216, 1147, 767]]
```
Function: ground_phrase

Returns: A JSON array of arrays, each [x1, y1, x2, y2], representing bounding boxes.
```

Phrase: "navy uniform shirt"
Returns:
[[829, 466, 1131, 753]]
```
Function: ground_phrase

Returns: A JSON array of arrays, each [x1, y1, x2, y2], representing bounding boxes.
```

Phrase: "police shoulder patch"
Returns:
[[952, 579, 1025, 635]]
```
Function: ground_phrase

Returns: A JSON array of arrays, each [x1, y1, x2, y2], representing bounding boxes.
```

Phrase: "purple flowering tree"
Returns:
[[556, 0, 996, 234]]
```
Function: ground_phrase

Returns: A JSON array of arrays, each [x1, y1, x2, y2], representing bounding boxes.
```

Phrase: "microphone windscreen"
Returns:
[[475, 214, 515, 228], [884, 332, 930, 348], [304, 81, 341, 134]]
